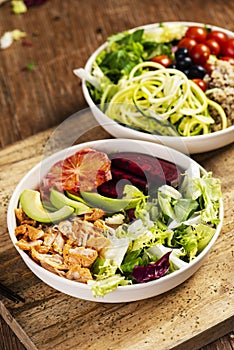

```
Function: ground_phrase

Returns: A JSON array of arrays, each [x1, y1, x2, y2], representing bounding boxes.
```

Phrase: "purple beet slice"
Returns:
[[98, 152, 182, 198], [111, 166, 147, 190], [110, 152, 181, 185]]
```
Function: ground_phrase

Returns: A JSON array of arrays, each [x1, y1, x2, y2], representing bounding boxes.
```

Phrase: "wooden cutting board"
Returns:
[[0, 112, 233, 350]]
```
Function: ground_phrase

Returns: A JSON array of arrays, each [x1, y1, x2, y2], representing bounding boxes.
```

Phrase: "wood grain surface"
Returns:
[[0, 0, 234, 349]]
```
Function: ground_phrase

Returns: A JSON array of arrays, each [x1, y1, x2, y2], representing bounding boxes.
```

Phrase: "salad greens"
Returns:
[[74, 23, 228, 137], [80, 24, 186, 105], [87, 167, 222, 297], [96, 28, 174, 84]]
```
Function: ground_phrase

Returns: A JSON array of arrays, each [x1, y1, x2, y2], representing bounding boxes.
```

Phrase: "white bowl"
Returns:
[[7, 139, 223, 302], [80, 21, 234, 154]]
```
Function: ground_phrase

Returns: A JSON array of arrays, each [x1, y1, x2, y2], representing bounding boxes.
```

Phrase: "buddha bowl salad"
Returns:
[[75, 23, 234, 136], [14, 148, 222, 297]]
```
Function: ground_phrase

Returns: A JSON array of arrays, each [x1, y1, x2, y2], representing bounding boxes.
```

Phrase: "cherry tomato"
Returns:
[[205, 39, 220, 56], [207, 30, 228, 46], [192, 78, 207, 92], [185, 26, 207, 43], [151, 55, 172, 67], [177, 37, 197, 52], [203, 61, 215, 74], [220, 38, 234, 58], [190, 44, 211, 65], [219, 56, 234, 65]]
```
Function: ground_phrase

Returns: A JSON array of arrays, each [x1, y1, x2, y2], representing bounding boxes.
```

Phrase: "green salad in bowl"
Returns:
[[7, 139, 223, 302], [75, 22, 234, 154]]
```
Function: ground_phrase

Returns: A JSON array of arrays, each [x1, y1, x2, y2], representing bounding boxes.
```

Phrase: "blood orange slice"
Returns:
[[41, 148, 112, 193]]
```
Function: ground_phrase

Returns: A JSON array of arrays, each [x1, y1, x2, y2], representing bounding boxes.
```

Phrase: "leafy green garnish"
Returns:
[[95, 29, 173, 86], [25, 62, 36, 71], [88, 275, 130, 297]]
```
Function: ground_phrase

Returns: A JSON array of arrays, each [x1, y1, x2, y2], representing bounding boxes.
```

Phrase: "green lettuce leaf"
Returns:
[[88, 275, 130, 297], [174, 223, 216, 260], [192, 173, 222, 224], [120, 249, 149, 274], [95, 28, 173, 85], [174, 226, 198, 260], [122, 184, 148, 210], [195, 223, 216, 252], [174, 198, 199, 222]]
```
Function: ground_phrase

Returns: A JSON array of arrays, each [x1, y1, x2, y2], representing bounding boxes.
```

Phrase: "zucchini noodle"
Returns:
[[101, 62, 227, 137]]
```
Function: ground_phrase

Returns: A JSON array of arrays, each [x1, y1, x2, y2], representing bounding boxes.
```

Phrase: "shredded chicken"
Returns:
[[52, 231, 65, 254], [14, 213, 112, 284], [59, 219, 111, 252], [15, 224, 44, 240], [43, 230, 57, 248], [16, 239, 43, 251], [63, 245, 98, 267], [31, 248, 66, 270], [65, 265, 93, 283], [84, 208, 105, 221], [15, 208, 37, 226]]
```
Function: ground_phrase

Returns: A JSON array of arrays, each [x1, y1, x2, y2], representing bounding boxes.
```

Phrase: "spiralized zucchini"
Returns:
[[101, 62, 227, 136]]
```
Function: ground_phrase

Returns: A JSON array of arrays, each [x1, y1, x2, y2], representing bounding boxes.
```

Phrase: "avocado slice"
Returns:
[[50, 189, 92, 215], [19, 189, 74, 223], [80, 191, 139, 213], [66, 191, 87, 204]]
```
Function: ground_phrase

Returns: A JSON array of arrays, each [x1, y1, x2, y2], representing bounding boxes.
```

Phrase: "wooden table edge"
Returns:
[[0, 301, 38, 350]]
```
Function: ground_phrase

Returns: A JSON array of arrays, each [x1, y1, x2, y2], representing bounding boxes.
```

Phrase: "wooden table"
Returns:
[[0, 1, 233, 349]]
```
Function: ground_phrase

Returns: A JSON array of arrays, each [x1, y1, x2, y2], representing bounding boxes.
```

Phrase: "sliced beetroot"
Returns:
[[132, 251, 171, 283], [126, 208, 136, 222], [111, 166, 147, 190], [97, 180, 122, 198], [109, 152, 181, 185], [110, 157, 146, 178], [98, 152, 182, 198]]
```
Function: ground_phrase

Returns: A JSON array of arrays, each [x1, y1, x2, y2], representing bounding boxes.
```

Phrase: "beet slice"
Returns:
[[98, 152, 182, 198], [111, 166, 147, 190], [110, 152, 181, 185], [110, 157, 146, 178], [97, 180, 122, 198]]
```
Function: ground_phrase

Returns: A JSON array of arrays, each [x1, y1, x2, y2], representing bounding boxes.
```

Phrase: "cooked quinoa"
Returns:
[[204, 60, 234, 131]]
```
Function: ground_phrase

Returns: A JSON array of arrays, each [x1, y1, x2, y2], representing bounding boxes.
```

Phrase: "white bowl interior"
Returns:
[[81, 21, 234, 154], [7, 139, 223, 302]]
